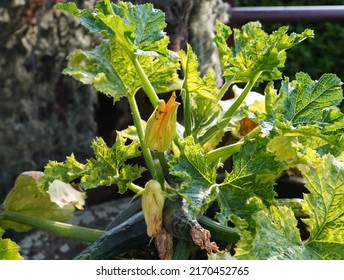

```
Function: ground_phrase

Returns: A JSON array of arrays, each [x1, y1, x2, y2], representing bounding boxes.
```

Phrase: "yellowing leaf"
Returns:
[[221, 22, 313, 83], [233, 206, 321, 260], [0, 228, 23, 260], [0, 172, 74, 232], [40, 133, 145, 194], [301, 155, 344, 259], [57, 0, 179, 100]]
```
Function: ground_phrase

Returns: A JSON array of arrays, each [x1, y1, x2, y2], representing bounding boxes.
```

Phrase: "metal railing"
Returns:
[[227, 1, 344, 24]]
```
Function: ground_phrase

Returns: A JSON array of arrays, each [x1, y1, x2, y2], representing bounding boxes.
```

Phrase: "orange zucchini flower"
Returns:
[[144, 93, 180, 152]]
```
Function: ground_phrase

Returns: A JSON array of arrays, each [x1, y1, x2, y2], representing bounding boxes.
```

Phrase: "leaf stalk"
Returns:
[[127, 94, 157, 179], [0, 211, 104, 243], [132, 56, 159, 107]]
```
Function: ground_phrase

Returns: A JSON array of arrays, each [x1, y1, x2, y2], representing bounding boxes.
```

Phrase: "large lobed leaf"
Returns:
[[233, 206, 321, 260], [213, 20, 232, 71], [0, 172, 74, 232], [278, 72, 343, 126], [169, 137, 218, 219], [39, 132, 145, 193], [262, 73, 344, 159], [56, 0, 179, 99], [215, 21, 313, 84], [302, 155, 344, 260], [216, 137, 287, 225], [56, 0, 166, 53], [221, 155, 344, 260]]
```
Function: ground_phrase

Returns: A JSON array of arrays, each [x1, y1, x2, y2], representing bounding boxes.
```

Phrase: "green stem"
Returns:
[[154, 159, 166, 191], [243, 125, 261, 139], [155, 152, 170, 179], [223, 71, 262, 119], [281, 130, 344, 151], [192, 81, 232, 138], [206, 126, 261, 163], [217, 80, 232, 101], [198, 116, 231, 145], [128, 182, 144, 194], [206, 142, 242, 163], [127, 94, 157, 179], [198, 215, 239, 243], [132, 56, 159, 107], [198, 72, 262, 146], [0, 211, 104, 243], [183, 89, 192, 137]]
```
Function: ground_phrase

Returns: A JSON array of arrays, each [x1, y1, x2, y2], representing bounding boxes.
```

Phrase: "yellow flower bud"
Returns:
[[144, 93, 180, 152], [141, 180, 166, 238]]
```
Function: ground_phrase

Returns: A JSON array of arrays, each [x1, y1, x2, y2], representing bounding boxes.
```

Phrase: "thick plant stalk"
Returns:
[[127, 94, 157, 179], [132, 57, 159, 107], [0, 211, 104, 243]]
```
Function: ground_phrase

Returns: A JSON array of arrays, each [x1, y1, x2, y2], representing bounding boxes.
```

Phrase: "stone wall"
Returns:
[[0, 0, 100, 200]]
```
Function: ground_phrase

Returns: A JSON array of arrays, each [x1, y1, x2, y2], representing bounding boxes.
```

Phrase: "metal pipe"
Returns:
[[229, 6, 344, 24]]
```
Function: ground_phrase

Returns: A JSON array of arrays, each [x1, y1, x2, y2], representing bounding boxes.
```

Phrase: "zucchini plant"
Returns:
[[1, 0, 344, 260]]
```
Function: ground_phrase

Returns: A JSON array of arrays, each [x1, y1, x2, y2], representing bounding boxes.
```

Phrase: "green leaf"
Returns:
[[57, 0, 179, 99], [109, 1, 167, 54], [57, 0, 167, 52], [214, 20, 232, 71], [264, 81, 278, 114], [63, 41, 132, 101], [1, 172, 74, 232], [216, 137, 287, 225], [222, 22, 313, 84], [232, 155, 344, 260], [38, 154, 86, 193], [64, 38, 179, 100], [139, 49, 180, 94], [264, 120, 344, 163], [80, 135, 145, 192], [261, 73, 344, 157], [179, 44, 222, 140], [169, 137, 218, 218], [233, 206, 321, 260], [267, 134, 301, 162], [280, 73, 343, 125], [0, 228, 23, 260], [179, 44, 217, 101], [321, 106, 344, 135], [39, 132, 145, 194], [301, 155, 344, 260]]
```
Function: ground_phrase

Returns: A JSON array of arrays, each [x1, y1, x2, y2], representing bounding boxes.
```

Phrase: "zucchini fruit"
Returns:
[[73, 196, 239, 260], [74, 211, 150, 260]]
